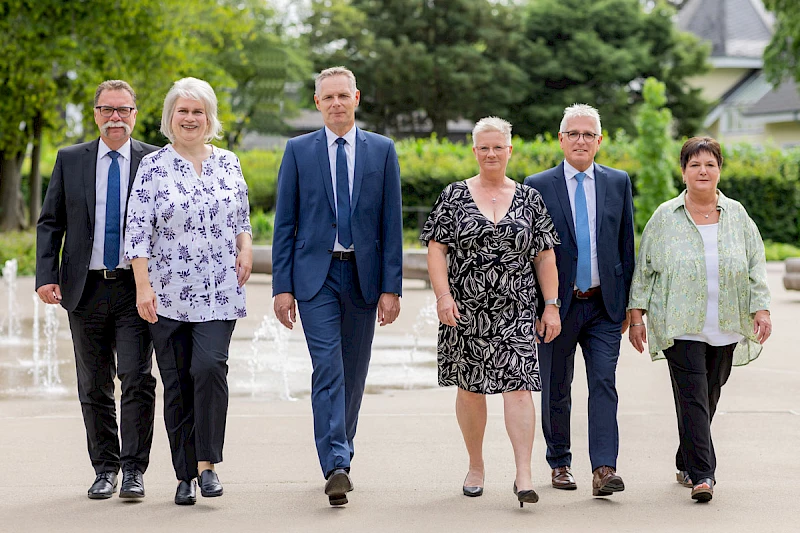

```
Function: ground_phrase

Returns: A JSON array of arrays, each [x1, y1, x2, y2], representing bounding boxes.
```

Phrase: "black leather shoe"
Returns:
[[324, 469, 351, 506], [463, 472, 484, 497], [119, 467, 145, 499], [175, 479, 197, 505], [513, 482, 539, 508], [88, 472, 117, 500], [198, 469, 223, 497]]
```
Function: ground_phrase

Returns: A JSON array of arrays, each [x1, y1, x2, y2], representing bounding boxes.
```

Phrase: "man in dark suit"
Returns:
[[36, 80, 158, 500], [525, 104, 634, 497], [272, 66, 403, 506]]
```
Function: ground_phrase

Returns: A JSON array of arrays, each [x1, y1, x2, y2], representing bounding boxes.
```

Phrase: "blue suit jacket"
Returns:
[[524, 162, 634, 323], [272, 127, 403, 304]]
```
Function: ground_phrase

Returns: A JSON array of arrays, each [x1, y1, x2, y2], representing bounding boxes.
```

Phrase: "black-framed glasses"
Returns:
[[561, 131, 598, 142], [95, 106, 135, 118]]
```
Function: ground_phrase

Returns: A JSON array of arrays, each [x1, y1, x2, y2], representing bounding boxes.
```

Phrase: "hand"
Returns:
[[36, 284, 62, 305], [753, 310, 771, 344], [436, 293, 460, 327], [536, 305, 561, 343], [377, 293, 401, 326], [236, 245, 253, 287], [628, 323, 647, 353], [274, 292, 296, 329], [621, 310, 631, 334], [136, 285, 158, 324]]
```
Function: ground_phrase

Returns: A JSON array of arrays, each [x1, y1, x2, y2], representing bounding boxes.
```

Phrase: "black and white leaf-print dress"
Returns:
[[420, 181, 559, 394]]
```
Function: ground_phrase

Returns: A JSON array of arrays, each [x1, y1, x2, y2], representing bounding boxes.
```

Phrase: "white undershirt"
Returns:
[[675, 223, 744, 346]]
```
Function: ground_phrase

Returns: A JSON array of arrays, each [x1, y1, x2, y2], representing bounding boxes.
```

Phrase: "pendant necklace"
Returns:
[[687, 196, 717, 218]]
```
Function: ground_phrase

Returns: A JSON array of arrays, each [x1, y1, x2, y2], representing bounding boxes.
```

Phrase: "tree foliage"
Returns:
[[633, 77, 677, 232], [510, 0, 709, 138], [763, 0, 800, 86], [306, 0, 528, 137]]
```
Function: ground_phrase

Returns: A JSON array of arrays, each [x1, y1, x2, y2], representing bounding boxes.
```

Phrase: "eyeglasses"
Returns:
[[561, 131, 599, 142], [476, 145, 508, 154], [95, 106, 135, 118]]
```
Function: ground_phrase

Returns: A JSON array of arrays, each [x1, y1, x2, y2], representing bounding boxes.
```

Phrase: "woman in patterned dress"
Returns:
[[628, 137, 771, 502], [421, 117, 561, 506], [124, 78, 252, 505]]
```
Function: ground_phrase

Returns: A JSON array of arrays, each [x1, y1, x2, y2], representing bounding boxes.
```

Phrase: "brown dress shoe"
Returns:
[[551, 466, 577, 490], [592, 466, 625, 496]]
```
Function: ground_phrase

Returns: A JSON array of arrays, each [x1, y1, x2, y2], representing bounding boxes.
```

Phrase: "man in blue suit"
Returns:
[[524, 104, 634, 497], [272, 66, 403, 506]]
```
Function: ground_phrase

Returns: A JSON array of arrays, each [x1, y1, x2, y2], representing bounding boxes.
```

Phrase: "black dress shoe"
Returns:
[[198, 469, 223, 497], [324, 469, 351, 506], [88, 472, 117, 500], [175, 479, 197, 505], [513, 482, 539, 508], [119, 467, 145, 499], [463, 473, 484, 497]]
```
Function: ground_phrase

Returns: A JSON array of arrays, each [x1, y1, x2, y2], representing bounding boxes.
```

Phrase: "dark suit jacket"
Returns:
[[524, 162, 634, 323], [271, 127, 403, 304], [36, 138, 159, 312]]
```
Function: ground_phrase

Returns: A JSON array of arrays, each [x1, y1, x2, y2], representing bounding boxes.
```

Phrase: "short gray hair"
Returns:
[[559, 104, 602, 134], [315, 66, 357, 95], [472, 116, 512, 147], [94, 80, 136, 106], [160, 77, 223, 143]]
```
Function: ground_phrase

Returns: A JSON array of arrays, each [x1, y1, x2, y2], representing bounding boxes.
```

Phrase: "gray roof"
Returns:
[[743, 78, 800, 116], [678, 0, 774, 59]]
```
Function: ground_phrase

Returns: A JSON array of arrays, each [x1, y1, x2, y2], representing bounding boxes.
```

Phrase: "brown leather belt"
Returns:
[[331, 251, 355, 261], [574, 286, 601, 299]]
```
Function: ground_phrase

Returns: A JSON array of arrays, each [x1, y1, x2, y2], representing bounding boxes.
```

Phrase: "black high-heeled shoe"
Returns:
[[513, 482, 539, 508], [463, 473, 484, 497]]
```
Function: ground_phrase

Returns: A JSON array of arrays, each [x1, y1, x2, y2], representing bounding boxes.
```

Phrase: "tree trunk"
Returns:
[[430, 115, 448, 139], [0, 150, 26, 231], [28, 112, 43, 227]]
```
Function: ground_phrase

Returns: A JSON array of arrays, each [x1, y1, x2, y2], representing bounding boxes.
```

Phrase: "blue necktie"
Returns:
[[574, 172, 591, 292], [104, 150, 121, 270], [335, 138, 352, 248]]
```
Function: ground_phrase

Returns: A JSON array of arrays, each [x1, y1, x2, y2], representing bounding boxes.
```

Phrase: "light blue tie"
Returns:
[[335, 138, 352, 248], [574, 172, 591, 292], [104, 150, 121, 270]]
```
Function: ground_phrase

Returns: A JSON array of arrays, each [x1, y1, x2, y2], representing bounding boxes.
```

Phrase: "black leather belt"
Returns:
[[331, 251, 355, 261], [89, 269, 133, 280], [574, 286, 601, 299]]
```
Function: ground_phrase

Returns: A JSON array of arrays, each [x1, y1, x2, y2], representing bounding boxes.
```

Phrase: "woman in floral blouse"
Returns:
[[124, 78, 252, 506], [627, 137, 771, 503]]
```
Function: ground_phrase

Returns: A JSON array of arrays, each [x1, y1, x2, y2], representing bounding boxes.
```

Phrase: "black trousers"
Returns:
[[67, 272, 156, 475], [150, 317, 236, 482], [663, 339, 735, 483]]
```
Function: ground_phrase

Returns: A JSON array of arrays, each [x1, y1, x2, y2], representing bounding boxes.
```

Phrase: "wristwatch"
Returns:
[[544, 298, 561, 308]]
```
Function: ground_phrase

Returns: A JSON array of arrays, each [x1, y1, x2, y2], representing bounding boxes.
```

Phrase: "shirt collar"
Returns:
[[325, 125, 357, 148], [672, 189, 729, 212], [563, 160, 595, 181], [98, 138, 131, 162]]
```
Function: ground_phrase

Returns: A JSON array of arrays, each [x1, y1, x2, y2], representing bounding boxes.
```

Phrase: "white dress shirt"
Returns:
[[325, 125, 356, 251], [90, 138, 131, 270], [563, 160, 600, 288]]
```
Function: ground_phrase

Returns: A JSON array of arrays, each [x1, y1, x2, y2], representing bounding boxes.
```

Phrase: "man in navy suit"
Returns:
[[524, 104, 634, 497], [272, 66, 403, 506]]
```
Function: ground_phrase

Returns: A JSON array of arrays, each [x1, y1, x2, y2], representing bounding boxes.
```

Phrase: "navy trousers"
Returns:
[[297, 257, 377, 477], [539, 293, 622, 471]]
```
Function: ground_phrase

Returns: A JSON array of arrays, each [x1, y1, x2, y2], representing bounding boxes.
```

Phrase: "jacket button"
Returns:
[[332, 223, 337, 228]]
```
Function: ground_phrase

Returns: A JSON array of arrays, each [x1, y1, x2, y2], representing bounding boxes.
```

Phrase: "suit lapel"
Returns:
[[83, 139, 100, 232], [351, 128, 366, 211], [553, 162, 577, 243], [594, 163, 607, 238], [314, 129, 336, 215]]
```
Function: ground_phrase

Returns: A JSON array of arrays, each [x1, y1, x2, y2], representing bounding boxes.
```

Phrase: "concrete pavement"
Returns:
[[0, 265, 798, 532]]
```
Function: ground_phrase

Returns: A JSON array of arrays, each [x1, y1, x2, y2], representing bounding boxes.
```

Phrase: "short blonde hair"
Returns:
[[560, 104, 601, 134], [472, 116, 512, 147], [160, 77, 223, 143]]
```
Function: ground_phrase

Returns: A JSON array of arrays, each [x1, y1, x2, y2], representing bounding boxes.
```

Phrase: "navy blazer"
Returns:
[[524, 162, 634, 323], [36, 138, 158, 312], [272, 127, 403, 304]]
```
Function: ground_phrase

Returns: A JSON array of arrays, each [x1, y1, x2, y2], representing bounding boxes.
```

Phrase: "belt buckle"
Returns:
[[575, 291, 588, 300], [103, 269, 118, 280]]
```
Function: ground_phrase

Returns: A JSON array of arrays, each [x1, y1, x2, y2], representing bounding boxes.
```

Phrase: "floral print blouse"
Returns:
[[124, 145, 252, 322], [628, 190, 769, 365]]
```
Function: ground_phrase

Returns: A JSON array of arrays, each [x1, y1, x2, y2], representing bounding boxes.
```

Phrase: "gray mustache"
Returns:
[[101, 121, 131, 136]]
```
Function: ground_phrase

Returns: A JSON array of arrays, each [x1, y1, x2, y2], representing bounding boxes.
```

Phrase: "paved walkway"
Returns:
[[0, 265, 798, 532]]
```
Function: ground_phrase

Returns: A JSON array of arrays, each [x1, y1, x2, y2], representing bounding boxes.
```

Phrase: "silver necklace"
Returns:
[[687, 196, 717, 218], [479, 178, 506, 203]]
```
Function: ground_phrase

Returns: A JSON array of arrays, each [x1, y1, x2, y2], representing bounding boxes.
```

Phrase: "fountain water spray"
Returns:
[[1, 259, 22, 342], [249, 315, 295, 401], [403, 297, 438, 389]]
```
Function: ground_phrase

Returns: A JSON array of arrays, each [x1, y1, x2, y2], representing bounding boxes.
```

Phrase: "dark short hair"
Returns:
[[94, 80, 137, 106], [680, 136, 723, 170]]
